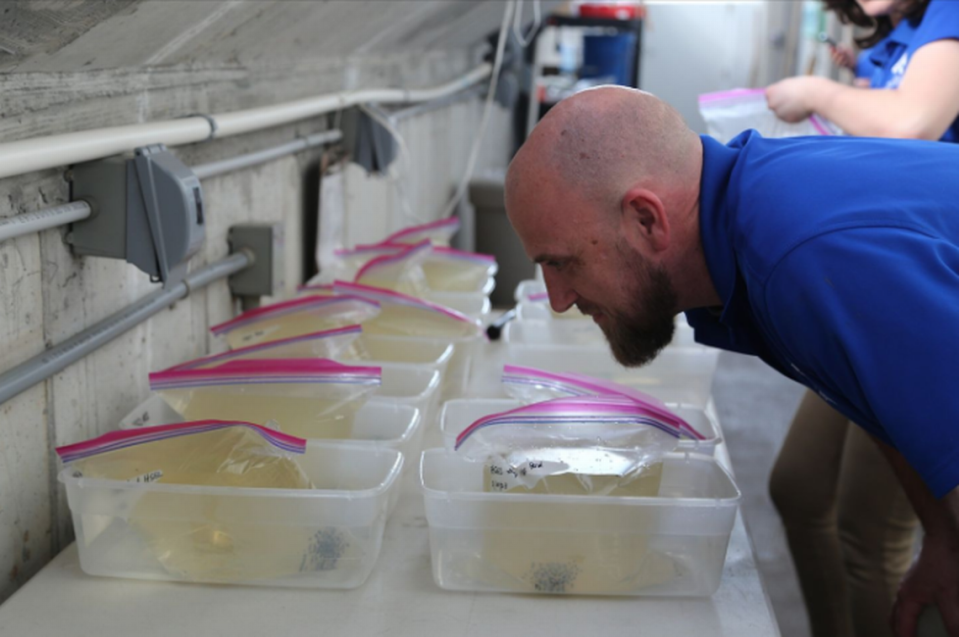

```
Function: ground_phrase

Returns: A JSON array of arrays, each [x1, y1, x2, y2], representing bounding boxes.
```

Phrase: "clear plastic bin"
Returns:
[[62, 443, 402, 588], [344, 335, 454, 376], [377, 365, 442, 427], [420, 449, 740, 596], [504, 318, 605, 347], [367, 334, 482, 402], [514, 279, 544, 304], [120, 395, 425, 462], [507, 314, 700, 349], [424, 291, 492, 325], [439, 398, 722, 456], [505, 344, 718, 408]]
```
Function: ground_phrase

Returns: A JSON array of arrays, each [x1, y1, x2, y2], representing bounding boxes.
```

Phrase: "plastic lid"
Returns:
[[577, 2, 643, 20]]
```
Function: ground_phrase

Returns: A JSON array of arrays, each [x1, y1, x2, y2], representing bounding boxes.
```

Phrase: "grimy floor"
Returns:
[[712, 351, 809, 637]]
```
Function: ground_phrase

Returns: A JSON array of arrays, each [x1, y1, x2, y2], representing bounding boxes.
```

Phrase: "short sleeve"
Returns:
[[911, 0, 959, 51], [763, 226, 959, 497]]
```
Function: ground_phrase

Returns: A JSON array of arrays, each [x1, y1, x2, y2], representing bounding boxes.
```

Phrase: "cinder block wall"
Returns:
[[0, 0, 512, 601]]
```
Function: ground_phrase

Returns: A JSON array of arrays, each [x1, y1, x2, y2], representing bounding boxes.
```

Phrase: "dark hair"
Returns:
[[822, 0, 931, 48]]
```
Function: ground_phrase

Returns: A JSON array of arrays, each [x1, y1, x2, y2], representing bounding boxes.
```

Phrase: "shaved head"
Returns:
[[507, 86, 700, 219], [505, 87, 709, 367]]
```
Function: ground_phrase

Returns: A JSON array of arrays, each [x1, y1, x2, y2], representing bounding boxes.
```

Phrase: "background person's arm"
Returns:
[[873, 438, 959, 637], [766, 39, 959, 139]]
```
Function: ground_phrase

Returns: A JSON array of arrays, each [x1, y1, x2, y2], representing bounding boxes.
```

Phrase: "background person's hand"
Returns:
[[829, 44, 858, 71], [765, 77, 816, 123], [891, 534, 959, 637]]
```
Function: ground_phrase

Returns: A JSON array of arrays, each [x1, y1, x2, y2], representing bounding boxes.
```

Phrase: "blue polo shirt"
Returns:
[[687, 131, 959, 497], [867, 0, 959, 142], [855, 46, 878, 81]]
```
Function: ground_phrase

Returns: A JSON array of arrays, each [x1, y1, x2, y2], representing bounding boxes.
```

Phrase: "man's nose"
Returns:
[[543, 270, 577, 313]]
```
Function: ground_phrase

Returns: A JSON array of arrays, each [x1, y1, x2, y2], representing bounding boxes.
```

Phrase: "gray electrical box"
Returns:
[[227, 223, 285, 298], [68, 145, 205, 286]]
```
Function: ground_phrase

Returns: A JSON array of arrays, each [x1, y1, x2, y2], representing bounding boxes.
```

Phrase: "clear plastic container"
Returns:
[[505, 344, 718, 408], [439, 398, 722, 456], [513, 279, 544, 304], [376, 365, 442, 428], [352, 335, 454, 372], [507, 314, 700, 349], [504, 318, 605, 347], [62, 443, 403, 588], [420, 449, 740, 596], [360, 334, 482, 402], [119, 395, 425, 462], [424, 291, 492, 325]]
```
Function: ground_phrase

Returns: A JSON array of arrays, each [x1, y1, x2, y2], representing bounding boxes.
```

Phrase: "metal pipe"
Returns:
[[0, 201, 92, 244], [193, 129, 342, 180], [0, 63, 492, 180], [0, 251, 251, 407]]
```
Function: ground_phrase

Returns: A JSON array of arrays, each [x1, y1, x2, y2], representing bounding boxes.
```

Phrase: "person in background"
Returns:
[[764, 2, 959, 636], [766, 0, 959, 140], [828, 41, 875, 87], [504, 85, 959, 637]]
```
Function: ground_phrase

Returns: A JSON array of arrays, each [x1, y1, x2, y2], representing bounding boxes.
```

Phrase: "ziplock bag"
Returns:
[[58, 420, 312, 487], [312, 244, 406, 285], [455, 396, 681, 496], [149, 359, 382, 439], [379, 216, 460, 246], [524, 290, 587, 319], [332, 281, 483, 339], [168, 325, 365, 371], [210, 295, 380, 349], [698, 88, 841, 143], [500, 365, 704, 441], [353, 239, 431, 297], [422, 247, 497, 293], [56, 421, 326, 581]]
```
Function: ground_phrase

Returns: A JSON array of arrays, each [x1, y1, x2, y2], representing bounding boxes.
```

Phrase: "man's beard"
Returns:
[[580, 247, 678, 367]]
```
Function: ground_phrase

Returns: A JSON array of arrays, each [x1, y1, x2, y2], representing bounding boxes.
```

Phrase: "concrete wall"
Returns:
[[0, 0, 512, 602]]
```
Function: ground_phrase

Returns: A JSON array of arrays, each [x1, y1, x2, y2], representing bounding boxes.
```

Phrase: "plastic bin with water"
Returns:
[[505, 343, 718, 409], [420, 449, 740, 596], [62, 443, 403, 588]]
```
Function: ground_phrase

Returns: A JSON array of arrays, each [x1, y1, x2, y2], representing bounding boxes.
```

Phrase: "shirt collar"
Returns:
[[869, 15, 921, 67], [697, 133, 748, 322]]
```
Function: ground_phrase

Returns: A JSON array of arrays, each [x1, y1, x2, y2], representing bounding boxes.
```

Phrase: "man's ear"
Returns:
[[621, 187, 670, 253]]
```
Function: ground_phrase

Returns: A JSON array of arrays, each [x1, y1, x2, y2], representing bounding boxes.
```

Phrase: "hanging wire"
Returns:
[[438, 0, 516, 219], [357, 103, 420, 225], [512, 0, 542, 49]]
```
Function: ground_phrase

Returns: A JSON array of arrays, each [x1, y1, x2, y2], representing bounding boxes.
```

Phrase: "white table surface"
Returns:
[[0, 337, 781, 637]]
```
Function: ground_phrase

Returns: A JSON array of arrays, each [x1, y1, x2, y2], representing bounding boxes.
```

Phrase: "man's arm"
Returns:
[[873, 437, 959, 637]]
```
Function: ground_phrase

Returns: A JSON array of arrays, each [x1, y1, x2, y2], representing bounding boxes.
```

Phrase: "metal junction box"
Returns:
[[68, 145, 205, 286]]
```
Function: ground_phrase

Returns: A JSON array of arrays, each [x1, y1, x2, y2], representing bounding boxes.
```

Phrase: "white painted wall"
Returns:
[[640, 1, 802, 134]]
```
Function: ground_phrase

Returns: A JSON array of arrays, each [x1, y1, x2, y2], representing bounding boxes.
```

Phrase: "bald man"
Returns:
[[505, 86, 959, 637]]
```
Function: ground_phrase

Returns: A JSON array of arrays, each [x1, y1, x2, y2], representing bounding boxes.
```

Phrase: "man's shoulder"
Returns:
[[725, 135, 959, 281]]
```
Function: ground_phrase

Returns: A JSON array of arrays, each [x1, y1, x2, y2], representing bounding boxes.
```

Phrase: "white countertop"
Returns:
[[0, 337, 781, 637]]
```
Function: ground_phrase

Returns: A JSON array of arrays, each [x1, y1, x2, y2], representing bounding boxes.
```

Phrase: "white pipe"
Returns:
[[0, 130, 343, 247], [216, 64, 492, 137], [0, 63, 493, 180], [0, 201, 92, 243], [0, 119, 212, 182]]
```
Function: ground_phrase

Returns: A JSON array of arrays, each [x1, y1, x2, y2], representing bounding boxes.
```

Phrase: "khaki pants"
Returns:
[[769, 390, 919, 637]]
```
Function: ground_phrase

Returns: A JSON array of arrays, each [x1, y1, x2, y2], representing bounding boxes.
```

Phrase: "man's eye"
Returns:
[[546, 260, 565, 271]]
